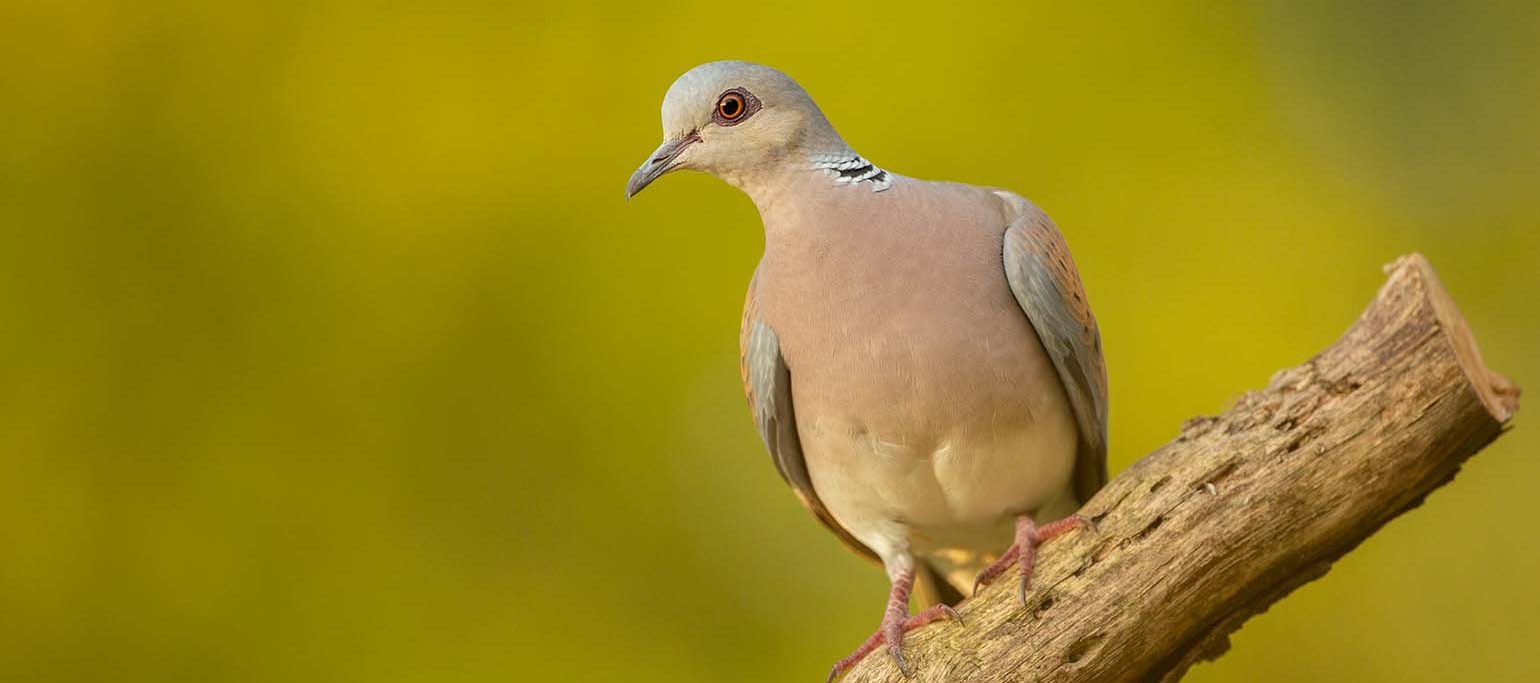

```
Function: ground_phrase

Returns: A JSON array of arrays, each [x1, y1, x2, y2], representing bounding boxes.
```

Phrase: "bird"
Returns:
[[626, 61, 1108, 681]]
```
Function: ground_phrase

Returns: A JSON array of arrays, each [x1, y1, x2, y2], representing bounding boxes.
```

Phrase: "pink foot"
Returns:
[[825, 604, 961, 682], [825, 567, 964, 682], [974, 513, 1093, 604]]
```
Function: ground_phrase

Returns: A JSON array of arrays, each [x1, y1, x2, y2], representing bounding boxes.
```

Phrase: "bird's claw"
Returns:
[[939, 604, 964, 627], [888, 645, 910, 677]]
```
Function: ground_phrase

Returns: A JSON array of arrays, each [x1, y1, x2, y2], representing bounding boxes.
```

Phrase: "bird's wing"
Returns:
[[740, 270, 879, 563], [995, 191, 1110, 504]]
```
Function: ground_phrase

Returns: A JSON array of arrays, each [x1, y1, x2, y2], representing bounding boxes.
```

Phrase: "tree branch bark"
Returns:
[[843, 254, 1521, 683]]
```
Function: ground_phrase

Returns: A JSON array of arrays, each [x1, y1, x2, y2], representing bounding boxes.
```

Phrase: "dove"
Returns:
[[626, 61, 1108, 681]]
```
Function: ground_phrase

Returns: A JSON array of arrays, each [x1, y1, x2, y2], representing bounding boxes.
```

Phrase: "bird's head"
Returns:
[[625, 61, 846, 199]]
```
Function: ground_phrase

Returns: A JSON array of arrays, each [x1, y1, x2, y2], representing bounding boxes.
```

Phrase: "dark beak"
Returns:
[[625, 134, 700, 200]]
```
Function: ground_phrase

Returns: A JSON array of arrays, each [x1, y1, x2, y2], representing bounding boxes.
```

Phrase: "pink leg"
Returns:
[[973, 513, 1093, 603], [825, 565, 963, 682]]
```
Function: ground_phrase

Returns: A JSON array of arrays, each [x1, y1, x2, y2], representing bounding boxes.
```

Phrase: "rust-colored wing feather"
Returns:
[[740, 270, 879, 563], [995, 191, 1110, 504]]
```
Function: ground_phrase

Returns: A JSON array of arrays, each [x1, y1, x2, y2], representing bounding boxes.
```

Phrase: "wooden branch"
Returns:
[[843, 254, 1521, 683]]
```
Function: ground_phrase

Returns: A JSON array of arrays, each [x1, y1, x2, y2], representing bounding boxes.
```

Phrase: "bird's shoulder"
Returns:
[[853, 175, 1020, 238]]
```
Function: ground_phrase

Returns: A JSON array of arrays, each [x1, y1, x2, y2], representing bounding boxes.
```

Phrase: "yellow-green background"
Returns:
[[2, 1, 1536, 681]]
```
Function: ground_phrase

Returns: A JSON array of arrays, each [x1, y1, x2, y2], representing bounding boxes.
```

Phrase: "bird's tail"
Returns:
[[914, 559, 969, 608]]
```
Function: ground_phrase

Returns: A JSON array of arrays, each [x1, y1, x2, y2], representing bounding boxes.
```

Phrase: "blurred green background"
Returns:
[[2, 1, 1537, 681]]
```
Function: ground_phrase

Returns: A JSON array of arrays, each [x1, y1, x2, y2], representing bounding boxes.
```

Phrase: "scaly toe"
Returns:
[[972, 543, 1022, 594]]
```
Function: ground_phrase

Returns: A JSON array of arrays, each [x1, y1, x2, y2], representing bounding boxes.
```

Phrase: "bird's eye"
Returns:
[[718, 92, 745, 120], [711, 88, 759, 126]]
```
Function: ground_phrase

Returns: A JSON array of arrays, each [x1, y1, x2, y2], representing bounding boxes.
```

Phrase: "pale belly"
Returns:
[[794, 378, 1081, 564]]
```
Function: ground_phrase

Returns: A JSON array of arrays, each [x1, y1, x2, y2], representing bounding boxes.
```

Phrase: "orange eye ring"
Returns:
[[717, 92, 746, 120]]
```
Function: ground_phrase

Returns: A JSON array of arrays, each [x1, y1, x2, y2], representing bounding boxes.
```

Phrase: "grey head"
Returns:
[[625, 61, 855, 200]]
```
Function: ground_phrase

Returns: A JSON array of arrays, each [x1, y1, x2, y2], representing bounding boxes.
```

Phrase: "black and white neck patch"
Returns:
[[810, 153, 893, 192]]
